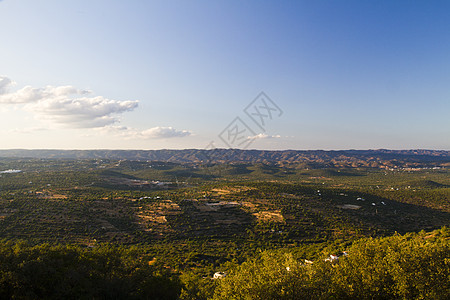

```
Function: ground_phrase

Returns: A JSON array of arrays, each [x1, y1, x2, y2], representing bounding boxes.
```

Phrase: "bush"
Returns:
[[214, 228, 450, 299]]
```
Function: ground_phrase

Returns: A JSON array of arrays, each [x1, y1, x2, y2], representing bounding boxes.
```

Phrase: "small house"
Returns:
[[213, 272, 226, 279]]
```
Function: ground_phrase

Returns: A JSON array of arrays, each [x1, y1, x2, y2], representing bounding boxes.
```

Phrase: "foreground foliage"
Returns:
[[0, 228, 447, 299], [0, 242, 181, 299], [213, 227, 450, 300]]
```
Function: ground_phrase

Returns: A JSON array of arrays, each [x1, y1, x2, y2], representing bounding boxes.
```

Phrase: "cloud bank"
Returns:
[[101, 126, 191, 139], [28, 96, 138, 128], [1, 76, 192, 139], [0, 76, 138, 128]]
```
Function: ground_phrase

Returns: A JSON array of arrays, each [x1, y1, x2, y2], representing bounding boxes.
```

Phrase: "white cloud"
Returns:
[[0, 84, 91, 104], [0, 75, 14, 95], [140, 126, 191, 138], [0, 76, 138, 128], [250, 133, 281, 139], [100, 125, 192, 139], [0, 76, 191, 140], [27, 96, 138, 128]]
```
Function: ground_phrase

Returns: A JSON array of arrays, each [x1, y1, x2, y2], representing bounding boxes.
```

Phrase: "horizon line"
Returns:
[[0, 148, 448, 152]]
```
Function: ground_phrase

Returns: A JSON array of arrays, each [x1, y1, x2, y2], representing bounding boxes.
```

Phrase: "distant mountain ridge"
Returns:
[[0, 149, 448, 168]]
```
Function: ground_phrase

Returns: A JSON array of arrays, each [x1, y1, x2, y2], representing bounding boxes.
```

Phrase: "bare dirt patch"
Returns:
[[252, 211, 284, 223], [337, 204, 362, 210]]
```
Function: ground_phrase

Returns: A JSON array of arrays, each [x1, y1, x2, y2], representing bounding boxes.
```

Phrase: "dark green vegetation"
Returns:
[[0, 242, 181, 299], [0, 152, 448, 299], [214, 228, 450, 299]]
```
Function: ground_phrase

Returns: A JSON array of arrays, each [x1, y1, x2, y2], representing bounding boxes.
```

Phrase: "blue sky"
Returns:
[[0, 0, 449, 150]]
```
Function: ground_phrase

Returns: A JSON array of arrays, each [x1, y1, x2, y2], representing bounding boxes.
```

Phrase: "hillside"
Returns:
[[0, 149, 448, 168], [0, 157, 448, 299]]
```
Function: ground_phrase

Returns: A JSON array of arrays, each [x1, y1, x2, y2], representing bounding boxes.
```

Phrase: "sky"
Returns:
[[0, 0, 449, 150]]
